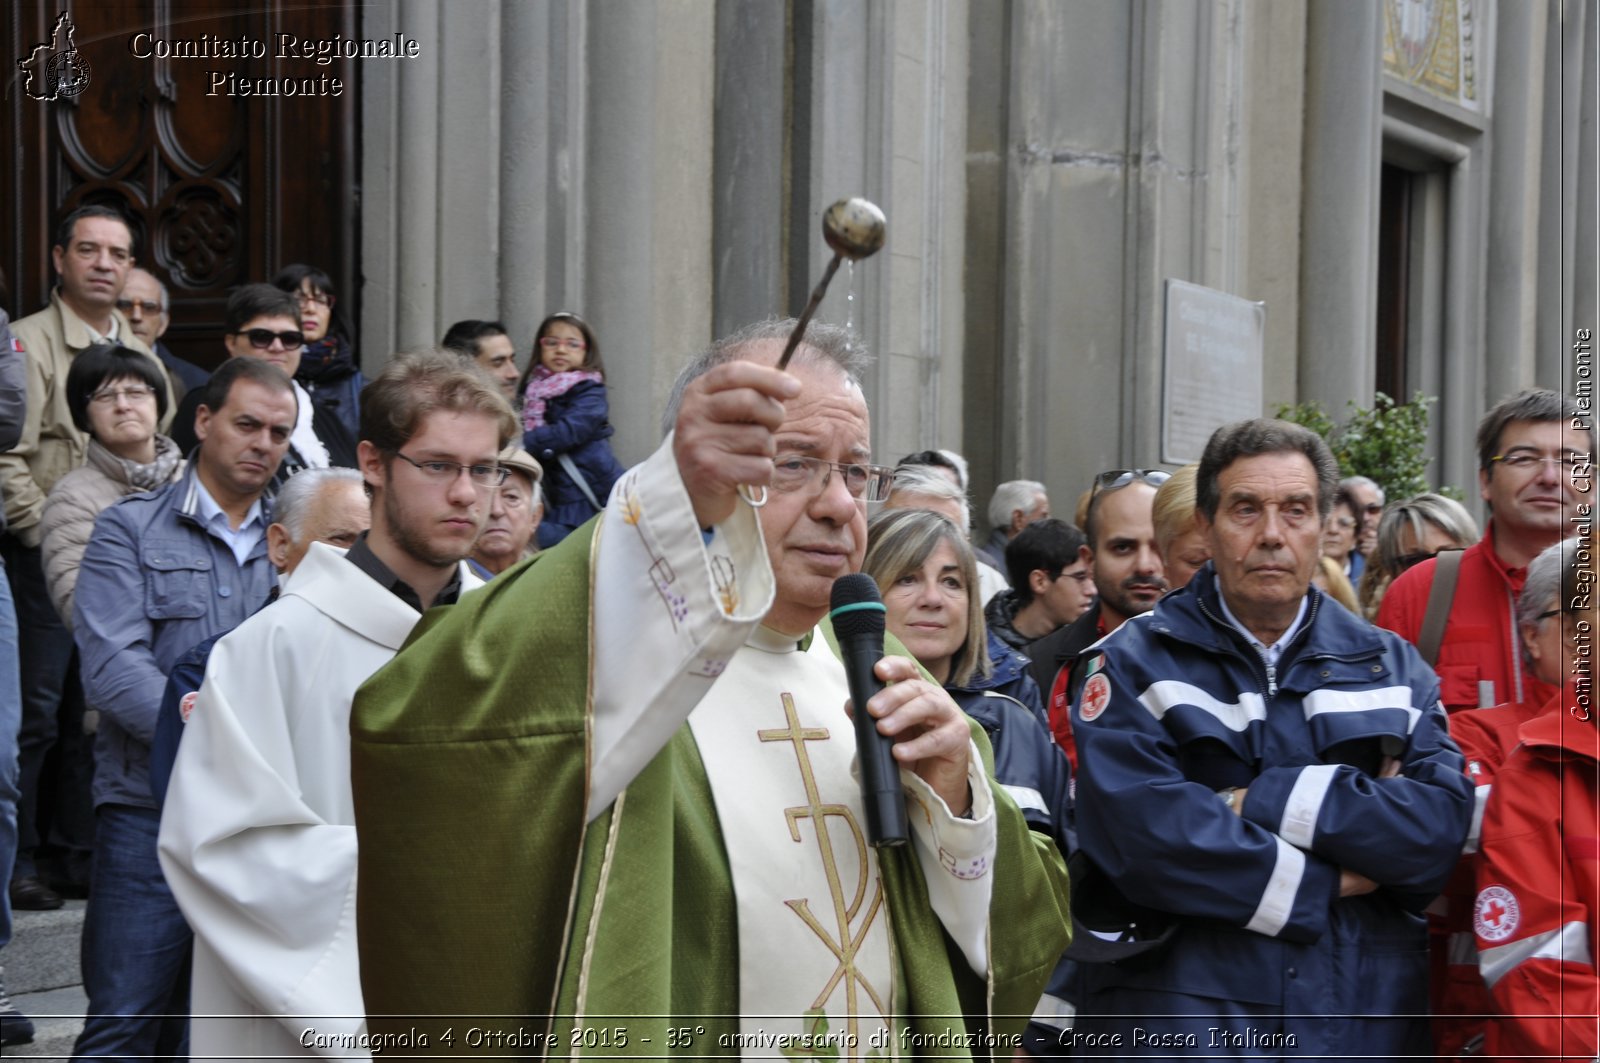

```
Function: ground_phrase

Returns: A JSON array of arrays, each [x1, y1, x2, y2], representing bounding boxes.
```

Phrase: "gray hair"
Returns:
[[1518, 537, 1583, 669], [936, 449, 971, 492], [887, 463, 972, 533], [130, 267, 169, 312], [1197, 418, 1340, 520], [1339, 475, 1383, 503], [986, 480, 1047, 533], [1372, 493, 1480, 578], [273, 467, 365, 542], [659, 317, 871, 437]]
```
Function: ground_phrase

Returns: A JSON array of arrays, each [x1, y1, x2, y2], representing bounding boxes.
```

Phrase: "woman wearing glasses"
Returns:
[[41, 343, 183, 627], [515, 311, 625, 548], [1321, 486, 1365, 582], [272, 264, 363, 441]]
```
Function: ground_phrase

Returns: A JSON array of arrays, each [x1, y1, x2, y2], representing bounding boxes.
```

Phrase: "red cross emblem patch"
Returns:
[[179, 690, 199, 723], [1474, 885, 1520, 942], [1079, 673, 1112, 722]]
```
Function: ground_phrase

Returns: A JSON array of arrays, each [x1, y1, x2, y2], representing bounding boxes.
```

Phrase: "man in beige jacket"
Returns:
[[1, 204, 175, 911]]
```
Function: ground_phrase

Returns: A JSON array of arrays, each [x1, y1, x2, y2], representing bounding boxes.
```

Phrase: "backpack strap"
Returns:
[[557, 452, 603, 512], [1417, 549, 1464, 668]]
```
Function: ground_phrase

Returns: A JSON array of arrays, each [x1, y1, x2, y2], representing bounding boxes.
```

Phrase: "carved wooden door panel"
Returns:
[[3, 1, 358, 370]]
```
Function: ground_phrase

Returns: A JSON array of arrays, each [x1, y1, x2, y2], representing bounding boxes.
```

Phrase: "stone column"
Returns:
[[1538, 0, 1596, 384], [1484, 0, 1548, 399], [393, 0, 444, 352], [712, 0, 787, 339], [498, 0, 550, 352], [584, 0, 716, 464], [435, 5, 504, 331], [1575, 0, 1600, 344], [1298, 0, 1383, 412]]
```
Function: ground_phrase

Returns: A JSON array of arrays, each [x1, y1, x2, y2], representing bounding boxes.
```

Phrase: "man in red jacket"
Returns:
[[1377, 389, 1592, 712]]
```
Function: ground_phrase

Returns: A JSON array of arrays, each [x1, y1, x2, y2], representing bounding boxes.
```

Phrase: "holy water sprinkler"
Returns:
[[775, 197, 887, 370]]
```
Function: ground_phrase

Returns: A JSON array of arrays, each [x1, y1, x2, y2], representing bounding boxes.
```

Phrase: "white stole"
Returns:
[[688, 625, 896, 1059]]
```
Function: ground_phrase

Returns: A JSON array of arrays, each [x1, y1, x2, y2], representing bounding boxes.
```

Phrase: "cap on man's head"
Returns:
[[497, 445, 543, 487]]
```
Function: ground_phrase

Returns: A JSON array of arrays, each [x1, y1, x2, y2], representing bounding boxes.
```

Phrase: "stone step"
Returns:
[[5, 900, 84, 996], [6, 983, 87, 1061]]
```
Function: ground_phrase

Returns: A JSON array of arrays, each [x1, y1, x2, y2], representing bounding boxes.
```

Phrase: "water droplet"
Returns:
[[845, 261, 856, 329]]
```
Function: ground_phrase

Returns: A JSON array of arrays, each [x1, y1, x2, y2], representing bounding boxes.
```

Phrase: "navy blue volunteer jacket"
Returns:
[[1070, 564, 1471, 1057]]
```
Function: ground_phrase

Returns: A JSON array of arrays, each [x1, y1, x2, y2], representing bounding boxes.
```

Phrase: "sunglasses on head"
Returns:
[[1091, 468, 1172, 497], [237, 328, 304, 350]]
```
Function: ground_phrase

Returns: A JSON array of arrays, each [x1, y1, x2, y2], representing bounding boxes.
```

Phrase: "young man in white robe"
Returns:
[[351, 321, 1073, 1051], [157, 351, 518, 1060]]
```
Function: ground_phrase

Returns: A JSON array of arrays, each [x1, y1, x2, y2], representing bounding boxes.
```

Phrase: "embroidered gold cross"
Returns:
[[759, 693, 888, 1052]]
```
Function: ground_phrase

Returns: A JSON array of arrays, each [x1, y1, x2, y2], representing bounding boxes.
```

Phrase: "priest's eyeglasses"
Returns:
[[771, 455, 894, 502], [391, 451, 509, 488]]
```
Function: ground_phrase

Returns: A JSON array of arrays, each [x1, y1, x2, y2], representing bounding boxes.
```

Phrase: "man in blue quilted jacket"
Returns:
[[1070, 417, 1472, 1057]]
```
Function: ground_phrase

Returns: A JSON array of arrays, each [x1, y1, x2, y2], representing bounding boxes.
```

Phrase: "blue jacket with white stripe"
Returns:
[[1071, 564, 1471, 1050]]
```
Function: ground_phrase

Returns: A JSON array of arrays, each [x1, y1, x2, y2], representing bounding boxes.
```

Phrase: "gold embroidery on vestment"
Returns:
[[759, 694, 888, 1051]]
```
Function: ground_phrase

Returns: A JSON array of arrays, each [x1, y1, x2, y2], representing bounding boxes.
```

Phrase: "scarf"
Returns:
[[522, 365, 605, 431], [295, 335, 357, 387], [89, 433, 184, 493], [290, 382, 331, 469]]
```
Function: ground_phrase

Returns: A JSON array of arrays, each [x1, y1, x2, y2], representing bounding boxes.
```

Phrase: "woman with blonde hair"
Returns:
[[1150, 464, 1208, 590], [861, 509, 1066, 825], [861, 508, 1075, 1055], [1356, 493, 1479, 619]]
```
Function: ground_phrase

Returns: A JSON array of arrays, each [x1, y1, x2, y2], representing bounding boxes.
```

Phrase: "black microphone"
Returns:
[[829, 574, 909, 847]]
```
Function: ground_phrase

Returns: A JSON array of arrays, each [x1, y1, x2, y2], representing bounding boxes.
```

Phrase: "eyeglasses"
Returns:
[[236, 328, 304, 350], [391, 451, 508, 488], [1056, 568, 1093, 585], [114, 298, 162, 316], [1090, 468, 1172, 499], [771, 455, 894, 502], [295, 291, 334, 308], [538, 336, 588, 352], [89, 384, 157, 405], [1489, 450, 1590, 471], [1536, 607, 1582, 623], [1362, 502, 1384, 515]]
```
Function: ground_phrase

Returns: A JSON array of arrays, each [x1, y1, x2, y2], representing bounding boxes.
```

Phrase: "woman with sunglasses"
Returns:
[[1356, 492, 1478, 620], [515, 311, 626, 548], [272, 264, 363, 441], [41, 343, 183, 627]]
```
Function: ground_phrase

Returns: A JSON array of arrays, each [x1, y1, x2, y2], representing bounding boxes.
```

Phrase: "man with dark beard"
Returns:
[[1025, 469, 1170, 769], [157, 351, 516, 1057]]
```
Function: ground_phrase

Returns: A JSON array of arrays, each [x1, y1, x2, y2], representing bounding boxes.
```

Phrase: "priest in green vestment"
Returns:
[[350, 319, 1071, 1059]]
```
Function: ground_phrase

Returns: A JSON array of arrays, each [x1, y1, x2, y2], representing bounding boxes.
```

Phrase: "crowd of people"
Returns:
[[0, 203, 1592, 1061]]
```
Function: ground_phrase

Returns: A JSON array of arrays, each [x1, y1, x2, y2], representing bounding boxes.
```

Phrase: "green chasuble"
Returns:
[[351, 519, 1071, 1059]]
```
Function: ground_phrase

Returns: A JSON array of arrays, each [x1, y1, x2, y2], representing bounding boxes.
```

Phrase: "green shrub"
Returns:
[[1274, 391, 1452, 500]]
